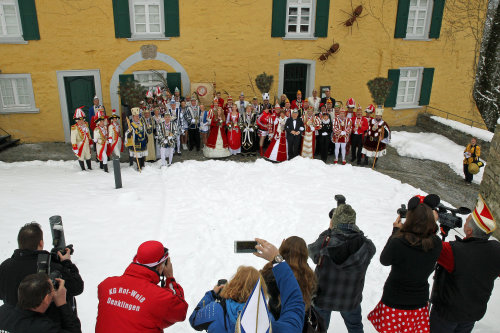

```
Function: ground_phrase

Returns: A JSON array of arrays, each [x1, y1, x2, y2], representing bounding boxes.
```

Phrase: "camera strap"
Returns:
[[318, 234, 331, 267]]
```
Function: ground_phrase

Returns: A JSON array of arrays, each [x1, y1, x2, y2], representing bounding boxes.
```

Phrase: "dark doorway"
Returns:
[[64, 76, 95, 127], [283, 63, 307, 101]]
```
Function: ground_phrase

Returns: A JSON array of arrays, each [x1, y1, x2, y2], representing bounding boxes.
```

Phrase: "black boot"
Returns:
[[139, 157, 145, 168], [99, 161, 103, 169], [78, 161, 85, 171], [363, 156, 368, 166], [86, 160, 92, 170], [103, 164, 109, 173], [129, 156, 134, 166]]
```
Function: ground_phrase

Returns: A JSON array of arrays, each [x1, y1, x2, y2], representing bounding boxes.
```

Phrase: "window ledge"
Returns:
[[0, 108, 39, 114], [403, 37, 432, 42], [127, 35, 170, 41], [392, 105, 423, 110], [0, 38, 28, 45], [282, 36, 318, 41]]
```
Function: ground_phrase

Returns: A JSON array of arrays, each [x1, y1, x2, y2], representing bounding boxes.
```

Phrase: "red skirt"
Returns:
[[227, 127, 242, 150], [368, 301, 430, 333]]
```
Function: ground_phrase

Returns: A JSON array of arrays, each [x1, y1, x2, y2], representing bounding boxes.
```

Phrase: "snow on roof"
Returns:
[[430, 116, 494, 142]]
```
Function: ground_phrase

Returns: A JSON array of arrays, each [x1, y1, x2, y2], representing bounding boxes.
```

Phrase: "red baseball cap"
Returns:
[[133, 241, 169, 267]]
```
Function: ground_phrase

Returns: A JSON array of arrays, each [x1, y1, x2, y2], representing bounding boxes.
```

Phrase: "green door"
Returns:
[[64, 76, 95, 127], [283, 64, 308, 101]]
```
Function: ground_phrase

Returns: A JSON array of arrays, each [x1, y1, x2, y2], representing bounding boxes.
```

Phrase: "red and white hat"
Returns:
[[346, 98, 356, 108], [146, 90, 153, 99], [133, 241, 169, 267], [227, 95, 233, 102], [471, 194, 496, 234], [109, 109, 120, 119], [73, 107, 85, 119], [365, 104, 375, 113], [155, 86, 162, 97]]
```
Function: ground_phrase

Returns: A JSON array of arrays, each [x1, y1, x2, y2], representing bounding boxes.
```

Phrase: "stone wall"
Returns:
[[417, 113, 491, 161], [479, 124, 500, 240]]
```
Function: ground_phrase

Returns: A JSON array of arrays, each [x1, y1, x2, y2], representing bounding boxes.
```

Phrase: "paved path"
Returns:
[[0, 126, 478, 209]]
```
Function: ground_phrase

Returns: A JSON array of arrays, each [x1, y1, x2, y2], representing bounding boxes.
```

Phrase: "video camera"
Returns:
[[36, 215, 74, 289], [436, 204, 471, 238], [329, 194, 346, 219]]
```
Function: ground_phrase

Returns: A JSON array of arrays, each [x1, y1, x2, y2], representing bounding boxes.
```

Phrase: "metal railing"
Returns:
[[423, 106, 488, 129]]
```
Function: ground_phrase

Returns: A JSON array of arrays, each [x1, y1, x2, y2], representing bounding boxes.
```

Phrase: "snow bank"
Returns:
[[0, 159, 498, 333], [390, 131, 485, 184], [430, 116, 494, 142]]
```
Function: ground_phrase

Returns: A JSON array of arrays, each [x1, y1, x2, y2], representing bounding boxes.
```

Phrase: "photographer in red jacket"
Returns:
[[95, 241, 188, 333]]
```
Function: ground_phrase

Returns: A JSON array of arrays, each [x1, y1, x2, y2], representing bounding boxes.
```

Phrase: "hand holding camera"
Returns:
[[53, 278, 67, 307], [57, 247, 72, 262], [162, 257, 173, 278]]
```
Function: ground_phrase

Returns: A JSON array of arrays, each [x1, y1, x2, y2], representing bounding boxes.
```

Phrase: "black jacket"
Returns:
[[380, 229, 441, 309], [308, 227, 376, 311], [0, 250, 84, 324], [432, 237, 500, 322], [0, 303, 81, 333], [285, 118, 304, 137]]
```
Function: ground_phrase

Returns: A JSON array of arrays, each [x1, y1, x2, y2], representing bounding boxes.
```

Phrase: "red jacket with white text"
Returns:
[[95, 263, 188, 333]]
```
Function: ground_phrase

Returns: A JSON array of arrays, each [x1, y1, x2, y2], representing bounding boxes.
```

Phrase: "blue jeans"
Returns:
[[430, 308, 475, 333], [315, 305, 364, 333]]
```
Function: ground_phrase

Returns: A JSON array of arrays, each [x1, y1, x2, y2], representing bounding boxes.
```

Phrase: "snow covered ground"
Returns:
[[0, 159, 498, 333], [430, 116, 494, 142], [390, 131, 485, 184]]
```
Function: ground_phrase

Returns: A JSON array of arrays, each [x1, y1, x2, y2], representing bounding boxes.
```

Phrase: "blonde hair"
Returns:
[[219, 266, 264, 303]]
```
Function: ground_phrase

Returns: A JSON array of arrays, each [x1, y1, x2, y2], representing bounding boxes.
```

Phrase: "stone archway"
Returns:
[[110, 50, 190, 114]]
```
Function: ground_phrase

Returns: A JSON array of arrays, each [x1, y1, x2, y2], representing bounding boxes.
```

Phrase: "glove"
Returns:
[[322, 132, 328, 136], [250, 128, 254, 132], [164, 139, 168, 144], [341, 131, 346, 135], [191, 119, 195, 124], [464, 152, 471, 158], [73, 149, 78, 155], [310, 126, 315, 131], [108, 139, 112, 143], [299, 127, 305, 131]]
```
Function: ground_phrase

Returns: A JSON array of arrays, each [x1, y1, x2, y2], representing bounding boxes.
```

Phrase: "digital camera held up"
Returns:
[[329, 194, 346, 219]]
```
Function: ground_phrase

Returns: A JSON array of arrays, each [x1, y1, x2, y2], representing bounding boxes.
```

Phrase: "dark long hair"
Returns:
[[394, 203, 438, 251], [261, 236, 316, 316]]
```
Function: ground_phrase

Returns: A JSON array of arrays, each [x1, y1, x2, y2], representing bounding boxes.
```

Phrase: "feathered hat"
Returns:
[[73, 107, 85, 120], [346, 98, 356, 108]]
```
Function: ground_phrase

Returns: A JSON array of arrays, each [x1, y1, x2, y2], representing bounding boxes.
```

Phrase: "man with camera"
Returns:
[[0, 273, 81, 333], [95, 240, 188, 332], [308, 196, 376, 332], [0, 222, 84, 327], [430, 194, 500, 333]]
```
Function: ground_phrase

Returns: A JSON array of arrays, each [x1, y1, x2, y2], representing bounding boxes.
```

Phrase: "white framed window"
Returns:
[[0, 0, 24, 42], [396, 67, 423, 108], [133, 70, 166, 89], [0, 74, 39, 113], [129, 0, 164, 39], [405, 0, 433, 40], [286, 0, 315, 39]]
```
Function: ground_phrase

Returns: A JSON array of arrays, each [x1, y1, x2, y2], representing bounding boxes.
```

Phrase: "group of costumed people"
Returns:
[[70, 87, 391, 171]]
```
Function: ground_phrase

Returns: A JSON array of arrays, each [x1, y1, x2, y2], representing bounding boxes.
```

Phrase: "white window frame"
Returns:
[[133, 70, 167, 89], [128, 0, 168, 41], [0, 0, 26, 44], [284, 0, 317, 40], [404, 0, 434, 41], [394, 67, 424, 110], [0, 74, 39, 114]]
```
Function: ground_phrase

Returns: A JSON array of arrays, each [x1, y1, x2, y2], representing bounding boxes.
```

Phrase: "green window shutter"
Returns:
[[394, 0, 410, 38], [384, 69, 400, 107], [112, 0, 131, 38], [419, 68, 435, 106], [271, 0, 286, 37], [164, 0, 180, 37], [429, 0, 446, 38], [167, 73, 181, 95], [18, 0, 40, 40], [314, 0, 330, 37]]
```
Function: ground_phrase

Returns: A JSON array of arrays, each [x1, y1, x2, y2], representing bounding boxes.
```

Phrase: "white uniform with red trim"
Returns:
[[94, 125, 109, 164], [71, 122, 91, 161]]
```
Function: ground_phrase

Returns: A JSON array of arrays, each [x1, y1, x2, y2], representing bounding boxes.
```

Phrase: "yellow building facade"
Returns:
[[0, 0, 487, 142]]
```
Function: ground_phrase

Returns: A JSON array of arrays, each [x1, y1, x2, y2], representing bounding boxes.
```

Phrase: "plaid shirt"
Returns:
[[308, 227, 376, 311]]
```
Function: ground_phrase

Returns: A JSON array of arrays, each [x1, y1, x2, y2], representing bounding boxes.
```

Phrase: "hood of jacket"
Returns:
[[225, 299, 245, 327], [123, 263, 161, 285], [325, 230, 374, 270]]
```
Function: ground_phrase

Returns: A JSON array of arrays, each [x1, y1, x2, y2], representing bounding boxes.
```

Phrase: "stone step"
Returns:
[[0, 138, 20, 151], [0, 134, 11, 144]]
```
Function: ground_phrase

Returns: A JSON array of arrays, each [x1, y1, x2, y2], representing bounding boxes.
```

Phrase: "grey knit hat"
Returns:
[[330, 204, 358, 231]]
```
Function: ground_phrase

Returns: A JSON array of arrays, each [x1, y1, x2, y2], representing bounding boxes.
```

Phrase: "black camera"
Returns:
[[36, 252, 62, 289], [329, 194, 346, 218], [397, 204, 408, 219], [437, 204, 471, 234], [49, 216, 74, 260]]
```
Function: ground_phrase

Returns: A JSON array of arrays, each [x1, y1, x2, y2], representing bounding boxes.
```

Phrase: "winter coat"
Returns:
[[95, 263, 188, 333], [463, 144, 480, 165], [380, 228, 442, 309], [0, 303, 81, 333], [189, 262, 305, 333], [308, 227, 376, 311], [0, 249, 83, 325]]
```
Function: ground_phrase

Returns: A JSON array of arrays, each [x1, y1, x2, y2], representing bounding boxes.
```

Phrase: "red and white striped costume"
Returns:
[[256, 111, 272, 137], [332, 116, 352, 143], [264, 115, 288, 162]]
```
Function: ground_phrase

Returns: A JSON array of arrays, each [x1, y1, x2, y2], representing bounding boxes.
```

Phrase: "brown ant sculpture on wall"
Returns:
[[341, 3, 366, 33], [317, 39, 340, 65]]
